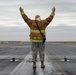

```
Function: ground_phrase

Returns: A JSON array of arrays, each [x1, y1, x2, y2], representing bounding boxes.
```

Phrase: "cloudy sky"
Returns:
[[0, 0, 76, 41]]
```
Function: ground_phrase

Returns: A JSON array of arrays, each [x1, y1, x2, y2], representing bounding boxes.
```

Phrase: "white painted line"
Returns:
[[10, 59, 20, 62], [53, 72, 62, 75], [0, 55, 11, 59], [38, 54, 55, 75], [0, 55, 28, 59], [10, 53, 55, 75], [10, 52, 32, 75], [60, 59, 70, 62], [9, 45, 31, 48]]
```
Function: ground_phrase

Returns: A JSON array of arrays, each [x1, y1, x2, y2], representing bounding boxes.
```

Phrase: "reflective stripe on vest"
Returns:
[[30, 29, 45, 33], [33, 37, 41, 40], [30, 39, 43, 42]]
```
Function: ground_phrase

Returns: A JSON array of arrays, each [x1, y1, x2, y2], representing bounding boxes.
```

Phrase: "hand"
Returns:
[[52, 7, 55, 12], [19, 7, 24, 13]]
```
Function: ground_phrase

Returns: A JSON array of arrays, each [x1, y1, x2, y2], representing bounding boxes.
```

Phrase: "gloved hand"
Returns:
[[19, 7, 24, 13], [52, 7, 55, 13]]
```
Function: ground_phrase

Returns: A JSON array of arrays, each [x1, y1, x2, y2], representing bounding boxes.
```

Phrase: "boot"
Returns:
[[41, 61, 45, 68], [33, 62, 36, 68]]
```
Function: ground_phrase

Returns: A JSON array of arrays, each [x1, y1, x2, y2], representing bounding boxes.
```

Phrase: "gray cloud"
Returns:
[[0, 26, 30, 41], [0, 0, 76, 41], [46, 26, 76, 41], [0, 25, 76, 41]]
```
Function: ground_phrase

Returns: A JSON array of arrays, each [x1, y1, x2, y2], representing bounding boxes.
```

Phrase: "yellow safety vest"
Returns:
[[30, 29, 45, 42]]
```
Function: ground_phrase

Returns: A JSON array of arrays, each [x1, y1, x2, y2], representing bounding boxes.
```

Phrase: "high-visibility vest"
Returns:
[[30, 29, 45, 42], [30, 29, 45, 33]]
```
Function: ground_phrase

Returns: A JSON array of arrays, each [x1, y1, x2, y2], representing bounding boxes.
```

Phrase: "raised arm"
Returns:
[[19, 7, 32, 27], [43, 7, 55, 27]]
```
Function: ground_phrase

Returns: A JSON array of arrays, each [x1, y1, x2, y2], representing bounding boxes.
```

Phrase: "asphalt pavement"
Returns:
[[0, 43, 76, 75], [45, 43, 76, 75]]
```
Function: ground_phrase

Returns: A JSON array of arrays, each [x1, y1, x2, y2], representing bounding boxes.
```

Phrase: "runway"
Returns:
[[0, 43, 76, 75]]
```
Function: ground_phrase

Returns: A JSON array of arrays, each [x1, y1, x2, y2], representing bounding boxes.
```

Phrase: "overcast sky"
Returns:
[[0, 0, 76, 41]]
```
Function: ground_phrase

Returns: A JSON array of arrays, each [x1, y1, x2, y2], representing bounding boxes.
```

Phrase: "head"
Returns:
[[35, 15, 41, 21]]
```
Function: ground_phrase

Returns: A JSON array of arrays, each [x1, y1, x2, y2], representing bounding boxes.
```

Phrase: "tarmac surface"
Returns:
[[0, 43, 76, 75]]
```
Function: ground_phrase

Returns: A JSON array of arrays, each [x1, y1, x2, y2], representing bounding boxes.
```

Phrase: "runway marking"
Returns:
[[53, 72, 62, 75], [10, 52, 32, 75], [10, 52, 55, 75], [38, 54, 55, 75], [9, 45, 31, 48], [47, 52, 68, 75], [0, 55, 27, 59]]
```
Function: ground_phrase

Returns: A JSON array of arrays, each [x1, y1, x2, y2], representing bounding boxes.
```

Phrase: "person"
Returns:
[[19, 6, 55, 68]]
